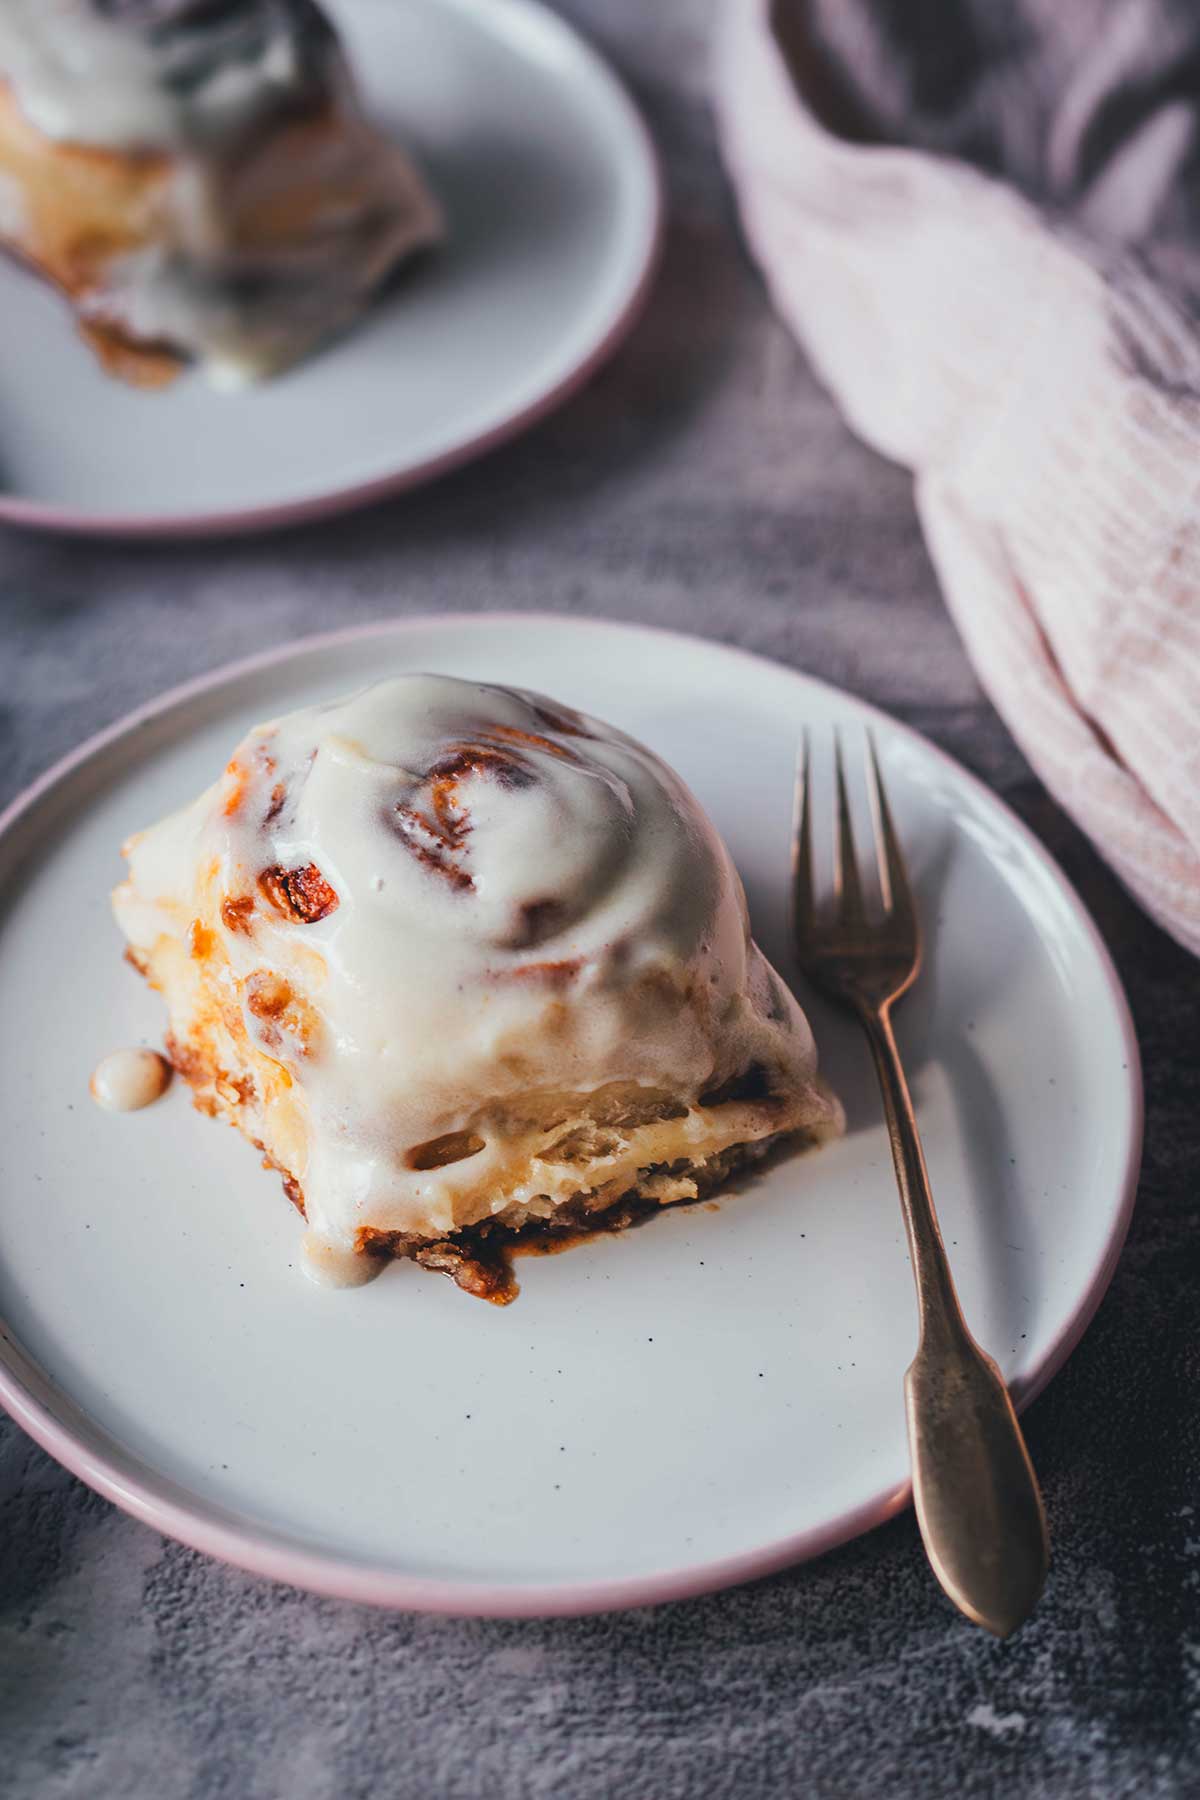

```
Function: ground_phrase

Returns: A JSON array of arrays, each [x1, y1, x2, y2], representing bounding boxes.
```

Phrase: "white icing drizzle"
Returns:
[[90, 1047, 172, 1112], [0, 0, 314, 150], [116, 675, 831, 1250]]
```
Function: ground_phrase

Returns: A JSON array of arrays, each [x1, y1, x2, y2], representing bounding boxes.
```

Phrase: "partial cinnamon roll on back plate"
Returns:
[[112, 675, 842, 1299], [0, 0, 441, 388]]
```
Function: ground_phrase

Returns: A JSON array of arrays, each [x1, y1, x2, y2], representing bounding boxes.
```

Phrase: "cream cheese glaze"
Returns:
[[0, 0, 331, 151], [115, 675, 838, 1254]]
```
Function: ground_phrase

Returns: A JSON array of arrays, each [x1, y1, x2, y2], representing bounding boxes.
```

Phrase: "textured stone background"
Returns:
[[1, 4, 1197, 1795]]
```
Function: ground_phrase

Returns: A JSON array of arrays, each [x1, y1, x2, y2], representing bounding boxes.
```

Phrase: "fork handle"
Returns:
[[861, 1001, 1049, 1638]]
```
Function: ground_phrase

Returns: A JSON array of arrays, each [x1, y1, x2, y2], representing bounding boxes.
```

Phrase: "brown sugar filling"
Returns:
[[357, 1136, 796, 1305], [258, 862, 339, 923]]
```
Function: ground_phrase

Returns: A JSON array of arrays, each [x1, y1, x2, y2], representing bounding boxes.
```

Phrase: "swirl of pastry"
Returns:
[[382, 714, 639, 950], [214, 677, 748, 1006], [116, 674, 841, 1252]]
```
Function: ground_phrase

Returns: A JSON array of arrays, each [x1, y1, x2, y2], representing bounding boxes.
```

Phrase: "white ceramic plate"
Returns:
[[0, 0, 659, 537], [0, 617, 1140, 1615]]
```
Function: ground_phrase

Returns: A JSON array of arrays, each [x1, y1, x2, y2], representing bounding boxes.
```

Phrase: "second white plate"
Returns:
[[0, 616, 1140, 1613], [0, 0, 660, 535]]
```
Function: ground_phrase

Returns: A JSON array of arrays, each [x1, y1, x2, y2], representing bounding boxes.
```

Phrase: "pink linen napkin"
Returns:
[[715, 0, 1200, 954]]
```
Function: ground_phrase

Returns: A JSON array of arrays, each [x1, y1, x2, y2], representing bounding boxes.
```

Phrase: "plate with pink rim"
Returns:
[[0, 0, 660, 538], [0, 615, 1140, 1615]]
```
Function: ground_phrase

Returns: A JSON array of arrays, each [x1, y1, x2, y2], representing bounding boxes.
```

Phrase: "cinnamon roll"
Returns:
[[0, 0, 441, 387], [113, 675, 842, 1298]]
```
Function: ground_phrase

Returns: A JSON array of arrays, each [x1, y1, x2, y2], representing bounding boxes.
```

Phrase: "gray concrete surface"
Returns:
[[1, 4, 1197, 1795]]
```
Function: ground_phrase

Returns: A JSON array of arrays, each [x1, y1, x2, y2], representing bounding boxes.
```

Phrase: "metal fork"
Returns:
[[792, 732, 1049, 1638]]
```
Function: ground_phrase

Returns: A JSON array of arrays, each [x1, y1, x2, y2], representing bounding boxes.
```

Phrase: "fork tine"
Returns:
[[833, 731, 866, 923], [791, 731, 814, 928], [866, 730, 915, 925]]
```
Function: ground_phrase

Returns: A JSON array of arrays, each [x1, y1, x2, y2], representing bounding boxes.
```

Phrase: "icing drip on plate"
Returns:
[[90, 1046, 172, 1111]]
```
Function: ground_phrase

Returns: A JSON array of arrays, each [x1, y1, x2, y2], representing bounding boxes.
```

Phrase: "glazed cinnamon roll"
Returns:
[[113, 675, 842, 1298], [0, 0, 441, 387]]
